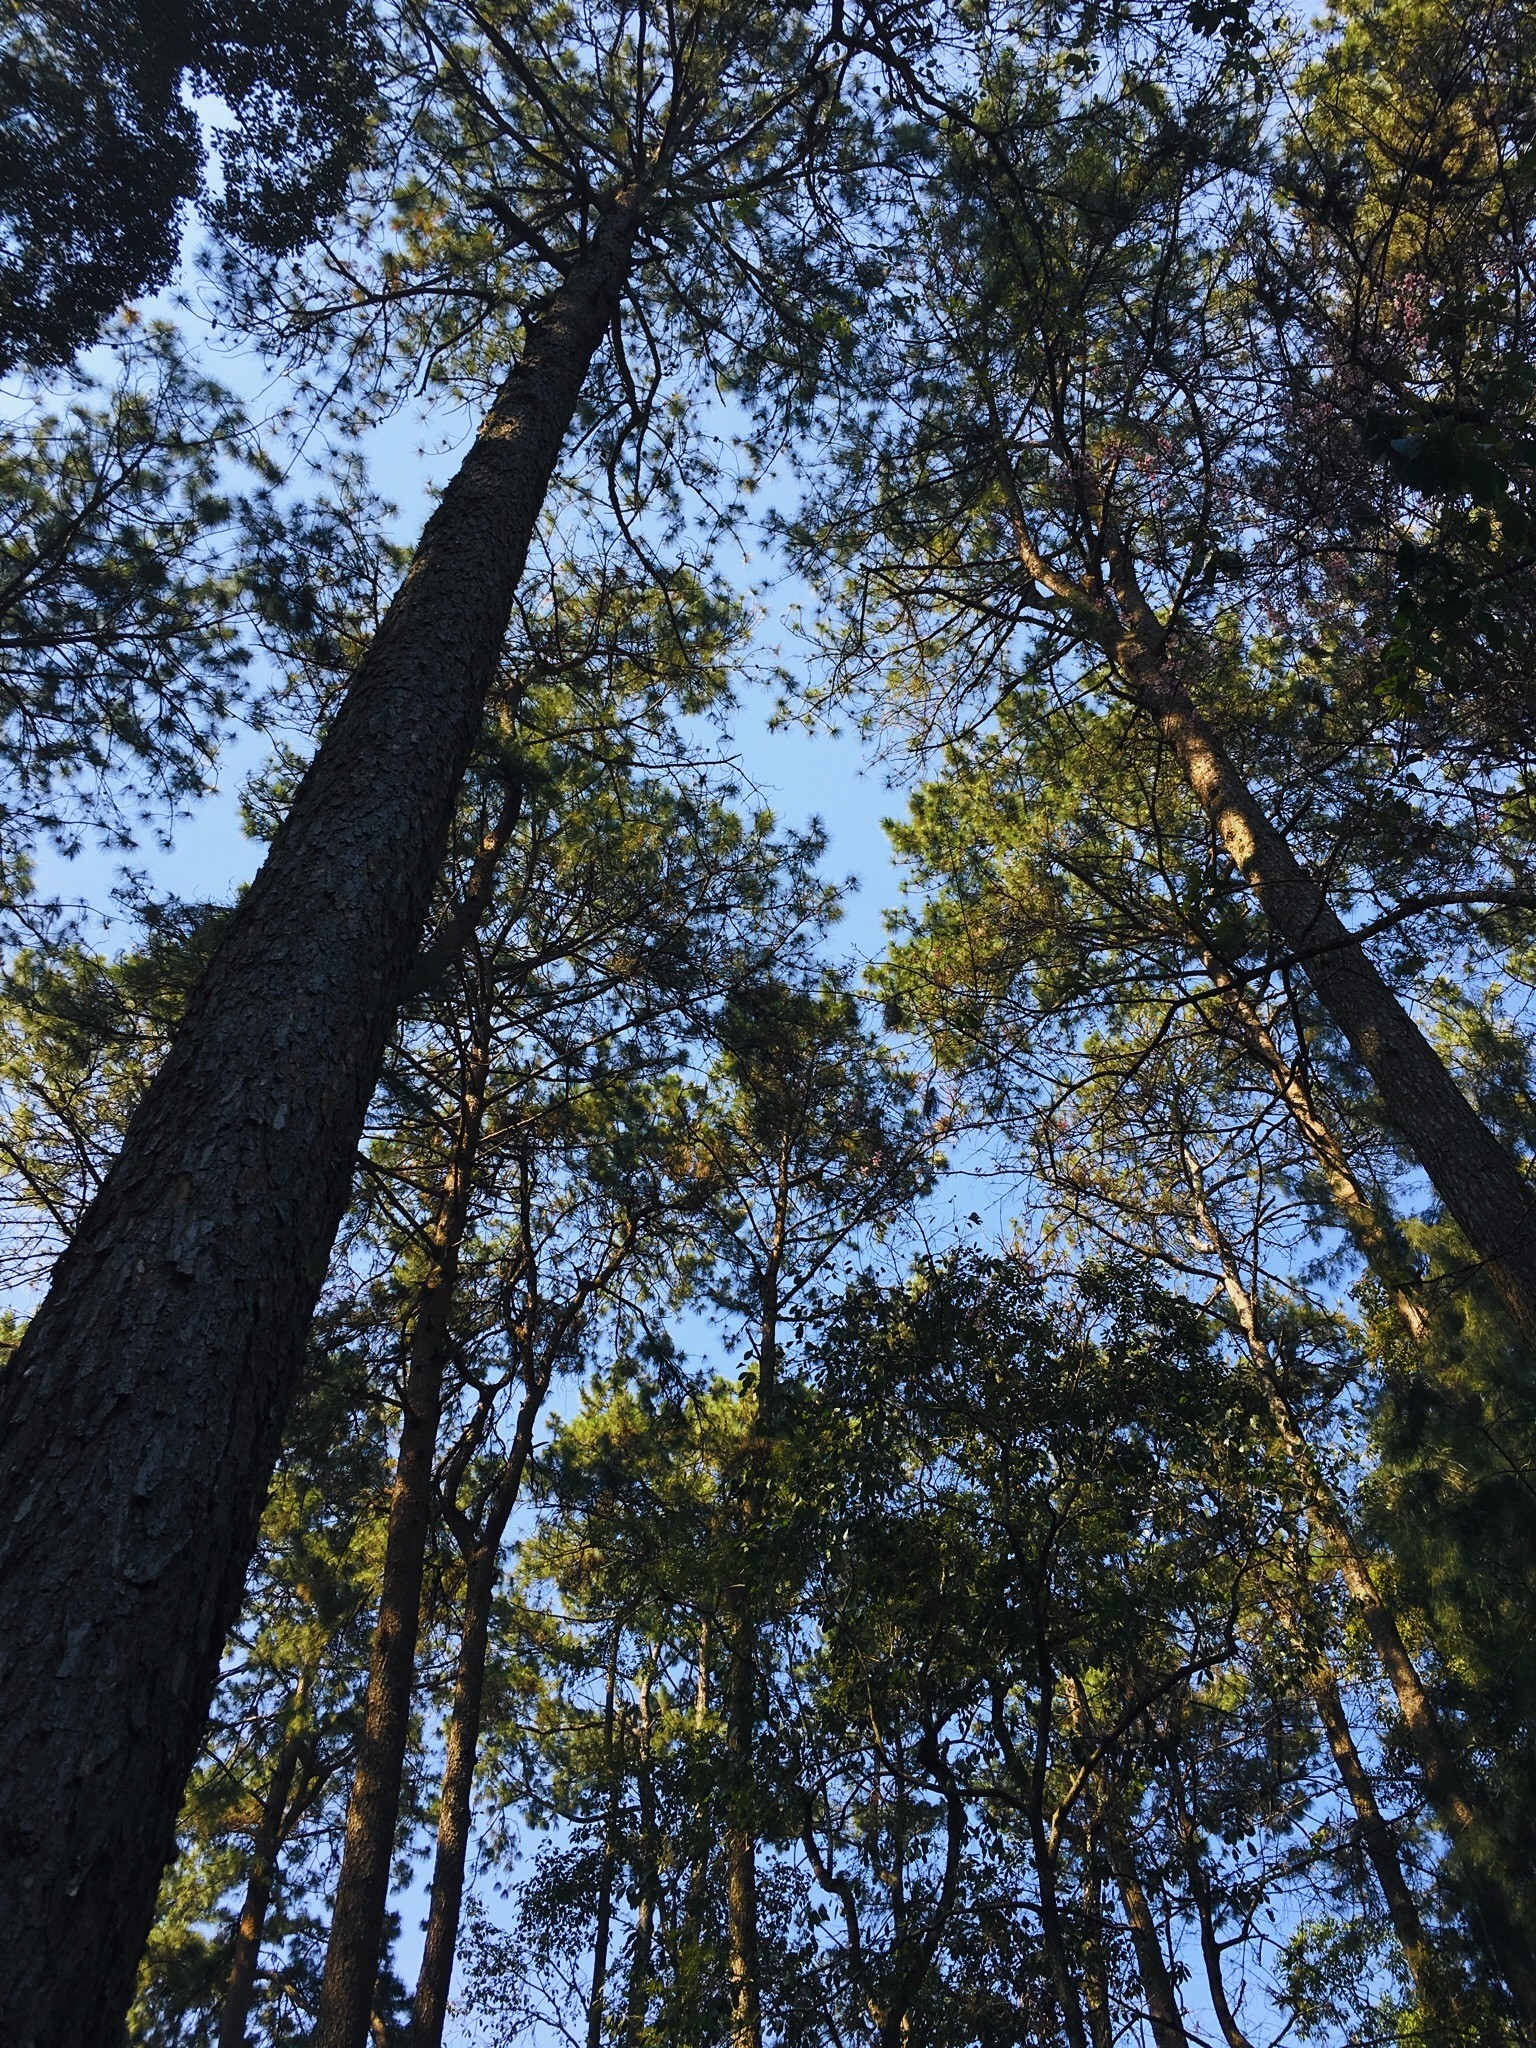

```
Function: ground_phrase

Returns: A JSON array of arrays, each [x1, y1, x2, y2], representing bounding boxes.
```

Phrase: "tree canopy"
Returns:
[[4, 0, 1536, 2042]]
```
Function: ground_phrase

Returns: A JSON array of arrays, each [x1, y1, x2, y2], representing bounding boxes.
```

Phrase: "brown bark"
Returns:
[[623, 1675, 659, 2048], [217, 1701, 307, 2048], [1195, 956, 1430, 1342], [1306, 1662, 1456, 2023], [1186, 1173, 1536, 2033], [585, 1644, 623, 2048], [1136, 653, 1536, 1353], [410, 1371, 546, 2048], [0, 203, 639, 2048], [313, 1043, 493, 2048], [1099, 1810, 1191, 2048], [724, 1587, 764, 2048]]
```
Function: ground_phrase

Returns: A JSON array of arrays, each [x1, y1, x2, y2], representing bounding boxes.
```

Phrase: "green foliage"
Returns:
[[0, 0, 379, 369]]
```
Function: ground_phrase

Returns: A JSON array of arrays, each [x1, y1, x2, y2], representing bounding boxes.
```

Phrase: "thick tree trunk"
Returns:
[[411, 1374, 545, 2048], [313, 1061, 491, 2048], [1099, 1810, 1191, 2048], [1137, 654, 1536, 1352], [217, 1708, 306, 2048], [1188, 1182, 1536, 2032], [0, 203, 639, 2048]]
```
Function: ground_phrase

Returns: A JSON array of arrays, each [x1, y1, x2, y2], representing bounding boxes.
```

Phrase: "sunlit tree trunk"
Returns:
[[1189, 948, 1431, 1342], [1098, 1807, 1191, 2048], [1306, 1659, 1455, 2022], [1133, 645, 1536, 1353], [313, 1064, 489, 2048]]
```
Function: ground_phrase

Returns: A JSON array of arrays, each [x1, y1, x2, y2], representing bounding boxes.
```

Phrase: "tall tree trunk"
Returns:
[[724, 1263, 781, 2048], [993, 1681, 1091, 2048], [1133, 650, 1536, 1352], [623, 1674, 658, 2048], [313, 1055, 493, 2048], [1185, 1166, 1536, 2032], [1098, 1808, 1191, 2048], [585, 1642, 623, 2048], [411, 1371, 546, 2048], [1164, 1757, 1255, 2048], [1028, 1817, 1092, 2048], [724, 1586, 763, 2048], [1078, 1830, 1114, 2048], [218, 1695, 307, 2048], [0, 202, 640, 2048], [681, 1620, 711, 1960], [1192, 949, 1430, 1341], [1306, 1660, 1456, 2022]]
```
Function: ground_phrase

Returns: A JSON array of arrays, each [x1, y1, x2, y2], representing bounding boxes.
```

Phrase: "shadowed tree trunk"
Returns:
[[410, 1370, 548, 2048], [218, 1686, 308, 2048], [0, 201, 641, 2048], [584, 1642, 623, 2048], [313, 1035, 493, 2048], [623, 1672, 659, 2048], [991, 1678, 1091, 2048], [724, 1582, 764, 2048], [1306, 1659, 1457, 2023], [1164, 1753, 1255, 2048], [1184, 1159, 1536, 2032]]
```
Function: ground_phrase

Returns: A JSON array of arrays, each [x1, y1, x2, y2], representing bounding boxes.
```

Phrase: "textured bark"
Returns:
[[0, 203, 638, 2048], [411, 1375, 545, 2048], [217, 1711, 305, 2048], [1136, 654, 1536, 1352], [313, 1043, 492, 2048], [1099, 1811, 1191, 2048]]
